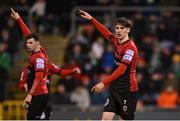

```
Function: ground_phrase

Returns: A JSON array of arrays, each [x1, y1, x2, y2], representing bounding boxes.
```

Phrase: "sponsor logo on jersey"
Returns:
[[36, 58, 44, 69], [123, 49, 134, 62]]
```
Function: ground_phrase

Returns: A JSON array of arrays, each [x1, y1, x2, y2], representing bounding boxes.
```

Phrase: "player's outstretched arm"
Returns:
[[49, 62, 81, 77], [91, 63, 127, 93], [78, 9, 113, 41], [59, 67, 81, 76], [10, 8, 31, 37]]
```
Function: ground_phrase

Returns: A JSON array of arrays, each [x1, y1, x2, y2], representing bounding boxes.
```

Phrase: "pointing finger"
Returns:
[[10, 8, 15, 13]]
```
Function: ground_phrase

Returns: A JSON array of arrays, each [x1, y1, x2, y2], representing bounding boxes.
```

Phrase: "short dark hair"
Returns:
[[114, 17, 132, 28], [25, 33, 41, 41]]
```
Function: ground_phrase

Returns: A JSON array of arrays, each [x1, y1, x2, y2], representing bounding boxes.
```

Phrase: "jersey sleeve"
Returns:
[[33, 57, 45, 71], [90, 18, 114, 42], [17, 17, 31, 37], [18, 66, 28, 90], [102, 63, 127, 86], [121, 48, 135, 65], [49, 62, 61, 74]]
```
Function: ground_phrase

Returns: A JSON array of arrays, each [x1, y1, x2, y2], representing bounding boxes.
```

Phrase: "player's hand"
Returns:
[[73, 67, 81, 74], [23, 94, 32, 108], [77, 9, 93, 20], [91, 82, 105, 94], [10, 8, 20, 20]]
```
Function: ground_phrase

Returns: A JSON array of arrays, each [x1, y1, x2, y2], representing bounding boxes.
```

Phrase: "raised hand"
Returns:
[[77, 9, 93, 20], [10, 8, 20, 20]]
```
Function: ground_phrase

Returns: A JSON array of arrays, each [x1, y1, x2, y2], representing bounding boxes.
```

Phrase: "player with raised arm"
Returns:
[[78, 9, 139, 120], [10, 8, 80, 119]]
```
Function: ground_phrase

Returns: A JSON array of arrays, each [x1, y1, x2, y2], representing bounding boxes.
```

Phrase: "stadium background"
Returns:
[[0, 0, 180, 119]]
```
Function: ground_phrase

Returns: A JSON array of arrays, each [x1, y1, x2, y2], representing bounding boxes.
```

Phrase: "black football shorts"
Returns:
[[103, 91, 138, 120]]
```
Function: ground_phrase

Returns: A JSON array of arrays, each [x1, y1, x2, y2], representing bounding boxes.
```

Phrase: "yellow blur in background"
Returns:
[[0, 101, 25, 120]]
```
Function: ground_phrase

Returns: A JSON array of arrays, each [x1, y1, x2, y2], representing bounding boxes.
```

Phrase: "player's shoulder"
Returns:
[[128, 39, 136, 46], [29, 51, 47, 63], [126, 39, 138, 49], [32, 51, 46, 59], [124, 40, 138, 56]]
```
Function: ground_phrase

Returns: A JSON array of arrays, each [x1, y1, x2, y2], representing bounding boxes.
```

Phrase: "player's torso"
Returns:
[[27, 51, 49, 95], [111, 38, 139, 92]]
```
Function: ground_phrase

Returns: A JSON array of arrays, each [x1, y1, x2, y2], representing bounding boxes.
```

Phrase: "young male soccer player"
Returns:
[[10, 8, 80, 119], [78, 9, 139, 120]]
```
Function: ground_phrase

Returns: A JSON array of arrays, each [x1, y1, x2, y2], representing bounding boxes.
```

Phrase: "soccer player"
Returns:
[[11, 8, 49, 119], [19, 62, 81, 119], [10, 8, 81, 119], [78, 9, 139, 120]]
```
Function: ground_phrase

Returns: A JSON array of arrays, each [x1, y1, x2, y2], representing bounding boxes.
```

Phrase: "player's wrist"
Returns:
[[28, 93, 32, 96], [90, 17, 94, 21], [17, 17, 21, 21], [102, 80, 108, 86]]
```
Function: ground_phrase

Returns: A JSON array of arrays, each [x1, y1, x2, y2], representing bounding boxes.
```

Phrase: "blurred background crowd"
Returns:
[[0, 0, 180, 113]]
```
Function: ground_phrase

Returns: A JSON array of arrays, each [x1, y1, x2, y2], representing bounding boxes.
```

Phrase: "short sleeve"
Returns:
[[121, 49, 135, 65]]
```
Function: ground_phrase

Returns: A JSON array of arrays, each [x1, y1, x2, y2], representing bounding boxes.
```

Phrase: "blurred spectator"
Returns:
[[50, 82, 73, 104], [157, 84, 178, 109], [160, 46, 172, 71], [144, 14, 158, 36], [70, 25, 89, 45], [149, 44, 162, 72], [132, 12, 145, 46], [159, 0, 179, 6], [165, 71, 179, 94], [171, 44, 180, 78], [65, 43, 87, 68], [158, 11, 177, 42], [14, 0, 29, 9], [142, 70, 164, 104], [89, 36, 105, 73], [141, 35, 157, 62], [30, 0, 46, 33], [90, 36, 104, 60], [101, 44, 115, 71], [0, 42, 11, 102], [70, 86, 90, 111], [96, 0, 112, 6]]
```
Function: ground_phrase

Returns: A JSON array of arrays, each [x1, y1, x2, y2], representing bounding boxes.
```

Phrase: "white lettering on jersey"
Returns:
[[123, 49, 134, 62], [36, 58, 44, 69], [125, 49, 134, 56]]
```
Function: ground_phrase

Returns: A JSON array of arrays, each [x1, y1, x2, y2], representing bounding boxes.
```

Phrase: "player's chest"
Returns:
[[114, 45, 126, 60]]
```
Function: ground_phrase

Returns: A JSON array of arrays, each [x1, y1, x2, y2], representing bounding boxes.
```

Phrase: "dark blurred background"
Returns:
[[0, 0, 180, 120]]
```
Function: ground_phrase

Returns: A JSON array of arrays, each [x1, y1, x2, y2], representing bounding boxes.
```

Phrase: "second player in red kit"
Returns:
[[78, 9, 139, 120], [11, 8, 49, 119]]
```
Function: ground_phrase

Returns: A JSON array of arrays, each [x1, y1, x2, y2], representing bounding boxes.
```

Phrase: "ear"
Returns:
[[127, 28, 130, 33], [35, 41, 40, 45]]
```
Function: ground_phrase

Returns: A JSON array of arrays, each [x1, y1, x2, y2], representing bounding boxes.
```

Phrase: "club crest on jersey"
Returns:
[[36, 58, 44, 69]]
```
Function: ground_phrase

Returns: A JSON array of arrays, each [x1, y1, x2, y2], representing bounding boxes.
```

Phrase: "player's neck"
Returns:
[[34, 46, 41, 53], [118, 35, 129, 44]]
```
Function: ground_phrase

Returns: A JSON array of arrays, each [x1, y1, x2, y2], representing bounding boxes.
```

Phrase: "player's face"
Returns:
[[115, 24, 130, 40], [26, 38, 39, 52]]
